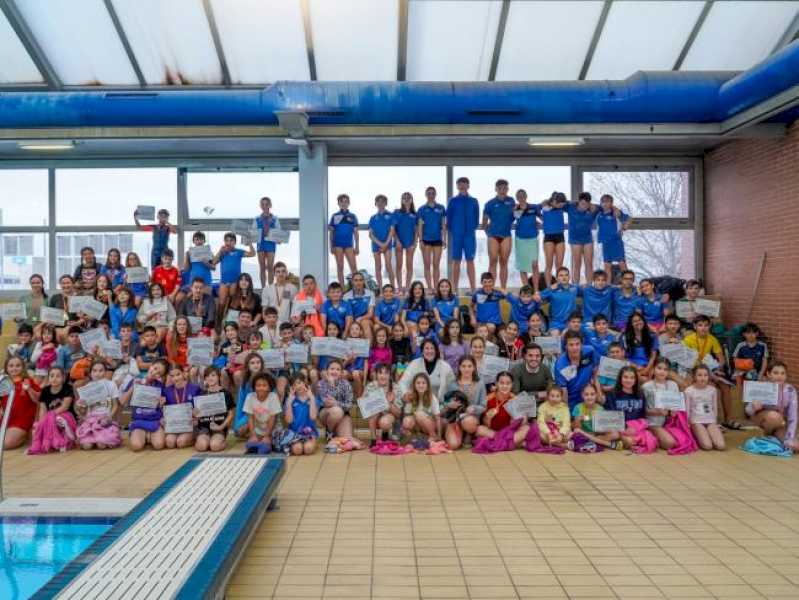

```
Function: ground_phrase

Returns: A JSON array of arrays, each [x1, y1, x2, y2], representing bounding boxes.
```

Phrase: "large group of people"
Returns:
[[1, 179, 795, 458]]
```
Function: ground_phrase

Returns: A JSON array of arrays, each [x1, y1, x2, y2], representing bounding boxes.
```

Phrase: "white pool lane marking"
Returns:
[[54, 457, 265, 600]]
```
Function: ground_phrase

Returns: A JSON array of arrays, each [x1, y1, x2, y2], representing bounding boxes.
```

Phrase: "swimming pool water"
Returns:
[[0, 517, 115, 600]]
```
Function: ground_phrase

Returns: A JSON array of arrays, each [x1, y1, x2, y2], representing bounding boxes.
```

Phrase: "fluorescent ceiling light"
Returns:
[[18, 140, 76, 151], [527, 137, 585, 147], [283, 138, 309, 147]]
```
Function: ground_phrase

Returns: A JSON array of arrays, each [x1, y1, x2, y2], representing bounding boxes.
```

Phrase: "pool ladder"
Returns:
[[0, 374, 15, 502]]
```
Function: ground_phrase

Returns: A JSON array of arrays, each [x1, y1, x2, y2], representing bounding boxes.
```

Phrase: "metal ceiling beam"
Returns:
[[300, 0, 318, 81], [202, 0, 232, 87], [396, 0, 409, 81], [673, 1, 713, 70], [488, 0, 511, 81], [102, 0, 146, 87], [772, 9, 799, 54], [578, 0, 612, 80], [0, 0, 62, 90]]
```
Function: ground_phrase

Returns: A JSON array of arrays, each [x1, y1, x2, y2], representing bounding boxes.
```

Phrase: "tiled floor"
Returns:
[[4, 432, 799, 600]]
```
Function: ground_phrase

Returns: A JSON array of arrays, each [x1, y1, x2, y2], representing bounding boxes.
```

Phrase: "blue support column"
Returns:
[[299, 143, 329, 286]]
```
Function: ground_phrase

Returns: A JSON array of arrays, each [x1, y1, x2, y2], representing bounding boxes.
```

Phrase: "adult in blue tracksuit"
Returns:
[[482, 178, 516, 290], [446, 177, 480, 293], [567, 192, 599, 285]]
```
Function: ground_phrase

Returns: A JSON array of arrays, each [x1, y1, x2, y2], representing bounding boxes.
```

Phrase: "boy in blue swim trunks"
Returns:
[[446, 177, 479, 294], [596, 194, 630, 281], [329, 193, 359, 286], [368, 194, 396, 290]]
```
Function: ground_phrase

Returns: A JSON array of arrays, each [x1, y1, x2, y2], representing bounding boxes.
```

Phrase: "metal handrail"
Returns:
[[0, 374, 16, 502]]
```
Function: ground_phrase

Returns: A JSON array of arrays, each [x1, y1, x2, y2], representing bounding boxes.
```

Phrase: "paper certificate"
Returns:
[[593, 410, 625, 433], [77, 297, 107, 321], [598, 357, 626, 381], [164, 403, 194, 434], [188, 244, 213, 263], [357, 389, 389, 419], [742, 381, 779, 405], [675, 300, 694, 319], [187, 316, 203, 332], [126, 267, 149, 284], [694, 298, 720, 318], [484, 341, 499, 356], [79, 328, 107, 353], [285, 344, 309, 364], [290, 299, 316, 317], [78, 381, 109, 406], [194, 393, 227, 417], [534, 336, 562, 355], [188, 338, 214, 367], [131, 384, 162, 409], [660, 343, 686, 362], [675, 347, 699, 370], [0, 303, 26, 319], [39, 306, 66, 326], [347, 338, 371, 358], [100, 339, 123, 360], [230, 219, 256, 236], [690, 398, 715, 424], [224, 309, 240, 324], [702, 354, 720, 370], [260, 349, 286, 369], [654, 389, 685, 411], [135, 205, 156, 220], [505, 392, 537, 420], [480, 355, 510, 383], [265, 229, 290, 244], [310, 337, 349, 359], [0, 377, 14, 397]]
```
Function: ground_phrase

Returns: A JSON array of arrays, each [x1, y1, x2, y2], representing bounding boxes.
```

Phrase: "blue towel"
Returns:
[[740, 436, 793, 458]]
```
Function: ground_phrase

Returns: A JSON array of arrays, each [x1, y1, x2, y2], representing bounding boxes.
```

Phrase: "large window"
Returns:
[[56, 232, 149, 274], [622, 230, 696, 280], [0, 233, 48, 291], [187, 171, 299, 220], [0, 170, 49, 226], [56, 168, 177, 226], [582, 170, 691, 220]]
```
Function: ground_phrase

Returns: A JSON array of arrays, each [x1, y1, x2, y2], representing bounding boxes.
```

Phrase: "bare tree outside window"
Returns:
[[583, 171, 694, 279]]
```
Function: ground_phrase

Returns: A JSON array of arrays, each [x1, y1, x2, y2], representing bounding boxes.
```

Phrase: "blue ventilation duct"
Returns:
[[0, 41, 797, 129]]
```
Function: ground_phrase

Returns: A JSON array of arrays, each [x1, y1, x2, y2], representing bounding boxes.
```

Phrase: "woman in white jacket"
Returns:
[[398, 339, 454, 399]]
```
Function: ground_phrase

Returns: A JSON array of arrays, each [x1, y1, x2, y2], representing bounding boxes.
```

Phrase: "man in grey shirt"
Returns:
[[511, 343, 553, 400]]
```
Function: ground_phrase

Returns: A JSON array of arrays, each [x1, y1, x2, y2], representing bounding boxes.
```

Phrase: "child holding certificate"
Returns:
[[744, 362, 797, 451], [123, 252, 148, 306], [477, 371, 528, 445], [360, 363, 396, 446], [537, 386, 571, 449], [164, 366, 201, 449], [279, 375, 319, 455], [243, 372, 281, 454], [121, 359, 168, 452], [343, 321, 368, 398], [684, 365, 725, 451], [195, 367, 235, 453], [642, 358, 682, 451], [318, 359, 355, 439], [393, 372, 440, 442], [74, 361, 121, 450], [571, 384, 623, 450]]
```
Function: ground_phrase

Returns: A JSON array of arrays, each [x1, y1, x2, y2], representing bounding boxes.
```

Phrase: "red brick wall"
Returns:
[[704, 122, 799, 374]]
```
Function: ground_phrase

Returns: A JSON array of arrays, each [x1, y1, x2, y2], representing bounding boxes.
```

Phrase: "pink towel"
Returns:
[[472, 418, 524, 454], [624, 418, 658, 454], [524, 420, 565, 454], [28, 410, 77, 455], [664, 411, 699, 455], [425, 440, 452, 455], [369, 440, 413, 455]]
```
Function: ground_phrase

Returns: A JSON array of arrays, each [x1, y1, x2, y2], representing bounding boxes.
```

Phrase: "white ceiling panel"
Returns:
[[0, 10, 43, 83]]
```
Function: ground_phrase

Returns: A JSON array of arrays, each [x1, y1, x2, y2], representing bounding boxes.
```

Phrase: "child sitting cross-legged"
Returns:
[[571, 383, 623, 450], [392, 372, 440, 442], [537, 385, 571, 449], [476, 371, 529, 447]]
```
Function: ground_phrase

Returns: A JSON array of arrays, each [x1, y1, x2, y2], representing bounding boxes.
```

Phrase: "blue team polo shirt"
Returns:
[[506, 294, 540, 333], [219, 248, 246, 284], [368, 211, 394, 243], [403, 297, 430, 323], [586, 331, 618, 357], [343, 289, 374, 319], [554, 346, 599, 409], [472, 289, 505, 325], [418, 203, 446, 242], [596, 209, 629, 243], [540, 205, 566, 235], [483, 196, 516, 237], [433, 296, 460, 323], [446, 194, 479, 235], [321, 300, 352, 330], [539, 284, 579, 328], [393, 210, 418, 247], [612, 288, 640, 327], [579, 285, 614, 323], [638, 294, 666, 324], [566, 204, 596, 244], [514, 204, 540, 239], [329, 210, 358, 248], [375, 298, 401, 325]]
